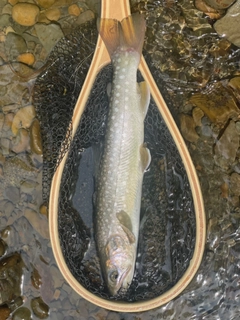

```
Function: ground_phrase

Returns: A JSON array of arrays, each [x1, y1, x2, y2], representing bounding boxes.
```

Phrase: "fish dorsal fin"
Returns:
[[139, 81, 150, 117], [98, 13, 146, 58], [140, 144, 151, 172], [116, 211, 135, 244]]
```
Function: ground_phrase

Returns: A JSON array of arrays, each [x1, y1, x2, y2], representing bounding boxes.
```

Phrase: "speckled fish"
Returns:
[[95, 13, 151, 296]]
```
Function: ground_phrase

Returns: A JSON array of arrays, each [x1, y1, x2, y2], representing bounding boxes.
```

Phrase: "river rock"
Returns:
[[11, 105, 36, 136], [11, 128, 30, 153], [24, 208, 49, 239], [12, 3, 40, 26], [5, 186, 20, 204], [76, 9, 95, 25], [45, 8, 61, 21], [188, 82, 240, 126], [30, 119, 43, 155], [12, 307, 32, 320], [0, 253, 24, 305], [0, 13, 11, 27], [17, 52, 35, 66], [180, 114, 199, 143], [205, 0, 236, 9], [35, 23, 64, 54], [194, 0, 224, 19], [5, 32, 27, 60], [214, 0, 240, 47], [36, 0, 56, 8], [214, 120, 239, 169], [68, 4, 82, 16], [31, 297, 49, 319]]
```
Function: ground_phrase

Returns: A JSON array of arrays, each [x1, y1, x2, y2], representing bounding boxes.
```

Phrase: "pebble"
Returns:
[[0, 13, 11, 27], [35, 23, 64, 54], [17, 52, 35, 66], [214, 120, 239, 169], [31, 297, 49, 319], [214, 0, 240, 47], [11, 128, 30, 153], [12, 307, 32, 320], [12, 3, 40, 27], [205, 0, 235, 9], [68, 4, 82, 16], [180, 114, 199, 143], [37, 0, 56, 9], [24, 208, 49, 239], [5, 32, 27, 60], [194, 0, 224, 19], [5, 186, 20, 204], [76, 9, 95, 25], [2, 4, 12, 15], [0, 137, 10, 155], [30, 119, 43, 155], [45, 8, 61, 21], [11, 105, 36, 136]]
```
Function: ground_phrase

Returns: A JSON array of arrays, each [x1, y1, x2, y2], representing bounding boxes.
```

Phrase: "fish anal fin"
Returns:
[[116, 210, 135, 244], [139, 81, 150, 117], [140, 144, 151, 172]]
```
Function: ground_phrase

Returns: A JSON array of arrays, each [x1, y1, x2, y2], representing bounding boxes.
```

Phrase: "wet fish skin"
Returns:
[[95, 13, 151, 296]]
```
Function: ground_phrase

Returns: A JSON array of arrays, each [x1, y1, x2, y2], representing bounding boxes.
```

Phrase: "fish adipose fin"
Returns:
[[116, 211, 136, 244], [98, 13, 146, 58]]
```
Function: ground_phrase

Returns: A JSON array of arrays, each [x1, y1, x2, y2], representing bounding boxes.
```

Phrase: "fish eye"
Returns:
[[109, 270, 119, 283]]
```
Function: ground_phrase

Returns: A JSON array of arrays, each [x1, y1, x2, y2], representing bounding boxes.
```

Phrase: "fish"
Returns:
[[95, 13, 151, 296]]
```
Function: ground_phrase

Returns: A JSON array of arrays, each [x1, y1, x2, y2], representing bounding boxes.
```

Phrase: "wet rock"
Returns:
[[228, 76, 240, 101], [205, 0, 236, 9], [11, 128, 30, 154], [214, 120, 239, 169], [17, 52, 35, 66], [35, 23, 64, 54], [36, 0, 56, 8], [5, 32, 27, 60], [0, 199, 15, 216], [5, 186, 20, 204], [3, 112, 14, 132], [188, 82, 240, 126], [39, 202, 48, 217], [31, 297, 49, 319], [180, 114, 199, 142], [76, 10, 95, 25], [24, 208, 49, 239], [30, 119, 43, 155], [214, 0, 240, 47], [0, 13, 11, 27], [68, 4, 82, 16], [31, 264, 42, 289], [192, 107, 204, 127], [44, 8, 61, 21], [0, 137, 11, 155], [12, 3, 40, 27], [194, 0, 224, 19], [0, 306, 11, 320], [11, 105, 36, 136], [12, 307, 32, 320], [0, 253, 24, 305], [0, 239, 7, 257]]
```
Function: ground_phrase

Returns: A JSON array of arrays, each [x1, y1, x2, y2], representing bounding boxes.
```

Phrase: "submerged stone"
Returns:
[[214, 0, 240, 47], [188, 82, 240, 126], [0, 253, 24, 305]]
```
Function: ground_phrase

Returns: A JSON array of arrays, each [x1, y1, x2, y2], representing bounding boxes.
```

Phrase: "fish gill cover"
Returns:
[[33, 20, 196, 301]]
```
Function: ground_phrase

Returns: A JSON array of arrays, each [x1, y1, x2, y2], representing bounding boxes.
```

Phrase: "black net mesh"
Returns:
[[33, 20, 196, 301]]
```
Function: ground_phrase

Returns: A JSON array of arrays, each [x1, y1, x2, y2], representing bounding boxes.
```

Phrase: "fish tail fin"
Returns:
[[98, 13, 146, 58]]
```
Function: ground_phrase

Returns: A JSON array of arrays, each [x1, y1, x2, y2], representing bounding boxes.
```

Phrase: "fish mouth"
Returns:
[[109, 265, 132, 296]]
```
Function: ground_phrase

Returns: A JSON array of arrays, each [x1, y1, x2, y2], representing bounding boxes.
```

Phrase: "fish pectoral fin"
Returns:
[[139, 81, 150, 117], [120, 224, 136, 244], [140, 144, 151, 172], [106, 82, 112, 97], [116, 211, 135, 244]]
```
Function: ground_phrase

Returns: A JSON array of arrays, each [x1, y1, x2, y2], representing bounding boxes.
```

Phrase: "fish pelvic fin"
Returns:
[[98, 13, 146, 58], [116, 210, 136, 244], [140, 144, 151, 172]]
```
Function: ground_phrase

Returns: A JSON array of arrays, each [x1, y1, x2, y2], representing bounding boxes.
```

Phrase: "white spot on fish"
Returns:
[[115, 100, 119, 104], [125, 97, 129, 101], [116, 66, 120, 70], [119, 75, 125, 79], [116, 92, 120, 97], [116, 85, 120, 89], [117, 58, 121, 63]]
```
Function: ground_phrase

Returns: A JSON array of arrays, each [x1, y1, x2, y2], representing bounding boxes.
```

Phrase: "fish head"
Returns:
[[104, 235, 135, 296]]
